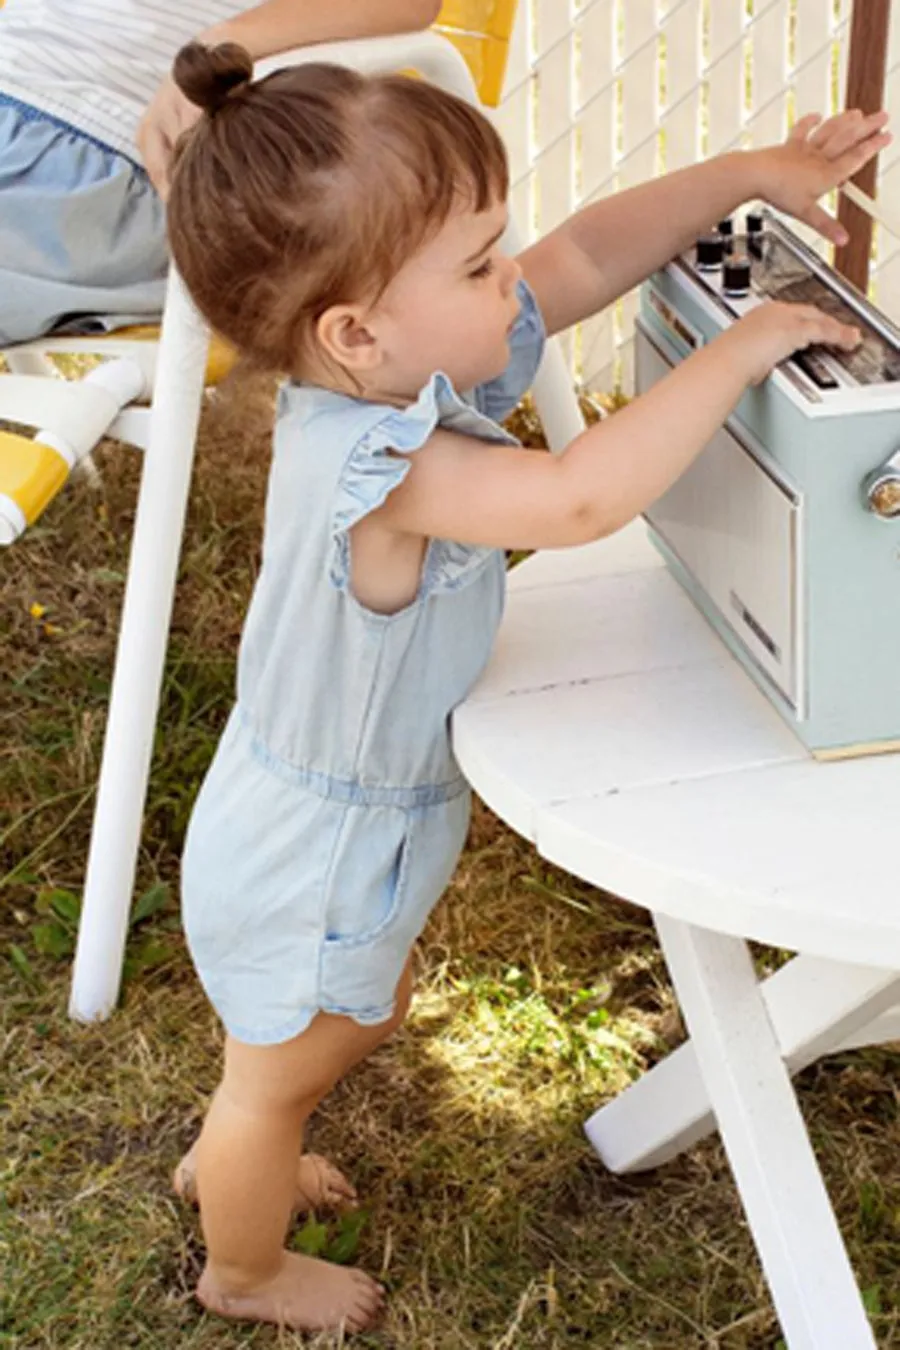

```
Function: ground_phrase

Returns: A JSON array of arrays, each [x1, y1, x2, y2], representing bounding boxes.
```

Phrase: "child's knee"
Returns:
[[221, 1027, 342, 1117], [223, 1004, 408, 1115]]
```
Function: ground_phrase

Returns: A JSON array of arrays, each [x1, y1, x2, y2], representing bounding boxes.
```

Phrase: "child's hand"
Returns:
[[758, 110, 891, 245], [727, 300, 861, 386]]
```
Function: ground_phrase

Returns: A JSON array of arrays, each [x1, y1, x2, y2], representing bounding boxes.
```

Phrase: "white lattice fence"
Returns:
[[495, 0, 900, 394]]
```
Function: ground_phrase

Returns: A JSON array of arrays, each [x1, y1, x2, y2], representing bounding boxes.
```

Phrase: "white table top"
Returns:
[[452, 522, 900, 970]]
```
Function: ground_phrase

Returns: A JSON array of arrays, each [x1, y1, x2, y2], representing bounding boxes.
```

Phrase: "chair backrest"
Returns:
[[434, 0, 518, 107]]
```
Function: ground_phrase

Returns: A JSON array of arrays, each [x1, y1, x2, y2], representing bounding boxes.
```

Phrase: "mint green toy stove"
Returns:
[[637, 211, 900, 759]]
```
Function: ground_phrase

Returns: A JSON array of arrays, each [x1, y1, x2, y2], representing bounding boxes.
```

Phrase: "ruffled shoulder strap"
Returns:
[[330, 372, 517, 592]]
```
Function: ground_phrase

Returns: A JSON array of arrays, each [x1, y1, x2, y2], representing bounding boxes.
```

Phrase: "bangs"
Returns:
[[373, 74, 509, 216], [339, 75, 510, 299]]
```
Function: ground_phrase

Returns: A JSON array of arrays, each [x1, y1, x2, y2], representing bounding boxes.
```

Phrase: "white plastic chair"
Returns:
[[1, 28, 584, 1021]]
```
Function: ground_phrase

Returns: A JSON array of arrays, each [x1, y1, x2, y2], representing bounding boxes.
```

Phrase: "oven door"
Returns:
[[637, 318, 802, 711]]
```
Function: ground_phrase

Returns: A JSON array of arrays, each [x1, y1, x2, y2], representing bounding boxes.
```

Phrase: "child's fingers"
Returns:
[[800, 202, 848, 245], [814, 109, 890, 159], [823, 322, 862, 351], [809, 108, 863, 157], [798, 309, 860, 350], [834, 129, 893, 184], [789, 112, 822, 143]]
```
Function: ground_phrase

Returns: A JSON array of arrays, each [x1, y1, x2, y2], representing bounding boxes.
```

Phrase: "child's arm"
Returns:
[[519, 110, 890, 339], [196, 0, 443, 59], [371, 302, 859, 552], [138, 0, 442, 194]]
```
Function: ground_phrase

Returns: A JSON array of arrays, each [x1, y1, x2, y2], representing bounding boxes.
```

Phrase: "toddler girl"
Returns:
[[166, 38, 887, 1335]]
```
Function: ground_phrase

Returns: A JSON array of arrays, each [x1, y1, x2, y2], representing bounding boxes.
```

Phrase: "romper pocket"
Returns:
[[322, 806, 413, 949], [318, 794, 470, 1020]]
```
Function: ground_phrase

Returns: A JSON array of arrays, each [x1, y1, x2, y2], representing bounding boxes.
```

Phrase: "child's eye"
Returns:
[[468, 258, 495, 280]]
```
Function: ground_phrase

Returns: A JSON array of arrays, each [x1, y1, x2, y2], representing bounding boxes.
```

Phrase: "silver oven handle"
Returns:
[[863, 448, 900, 520]]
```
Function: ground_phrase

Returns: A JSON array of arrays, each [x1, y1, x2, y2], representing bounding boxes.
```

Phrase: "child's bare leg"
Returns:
[[176, 966, 414, 1216], [194, 960, 412, 1334], [174, 1145, 357, 1213]]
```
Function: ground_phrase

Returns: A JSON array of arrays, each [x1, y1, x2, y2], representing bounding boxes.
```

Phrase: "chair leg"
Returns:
[[532, 339, 586, 452], [69, 273, 210, 1022], [4, 349, 58, 378], [501, 219, 585, 453]]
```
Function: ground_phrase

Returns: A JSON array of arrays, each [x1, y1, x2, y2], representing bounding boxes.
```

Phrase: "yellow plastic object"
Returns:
[[86, 326, 239, 386], [436, 0, 518, 105], [0, 430, 70, 526], [437, 0, 517, 40], [433, 29, 510, 105], [205, 334, 239, 385], [105, 324, 161, 341]]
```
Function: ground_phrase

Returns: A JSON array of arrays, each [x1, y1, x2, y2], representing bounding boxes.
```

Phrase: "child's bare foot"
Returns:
[[197, 1250, 384, 1333], [174, 1147, 357, 1213]]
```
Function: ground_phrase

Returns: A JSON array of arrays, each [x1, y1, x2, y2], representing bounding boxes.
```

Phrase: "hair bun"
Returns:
[[173, 40, 253, 114]]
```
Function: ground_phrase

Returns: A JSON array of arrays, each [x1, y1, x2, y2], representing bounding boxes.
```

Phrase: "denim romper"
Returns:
[[181, 281, 545, 1045]]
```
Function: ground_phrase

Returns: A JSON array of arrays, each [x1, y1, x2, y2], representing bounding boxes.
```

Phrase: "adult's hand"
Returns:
[[137, 0, 443, 197], [137, 73, 204, 199]]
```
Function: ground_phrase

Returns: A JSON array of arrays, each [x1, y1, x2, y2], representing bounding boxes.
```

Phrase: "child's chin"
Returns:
[[472, 346, 512, 387], [442, 343, 510, 392]]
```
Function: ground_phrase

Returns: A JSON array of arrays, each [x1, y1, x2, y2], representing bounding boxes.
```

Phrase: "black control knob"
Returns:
[[696, 234, 725, 270], [717, 217, 735, 254], [746, 211, 765, 257], [723, 256, 752, 297]]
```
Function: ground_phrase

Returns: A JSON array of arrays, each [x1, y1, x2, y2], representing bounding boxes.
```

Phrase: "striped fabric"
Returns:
[[0, 1, 248, 160]]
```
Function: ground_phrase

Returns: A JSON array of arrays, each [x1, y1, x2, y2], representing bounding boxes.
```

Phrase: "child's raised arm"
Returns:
[[372, 302, 860, 552], [519, 109, 890, 338]]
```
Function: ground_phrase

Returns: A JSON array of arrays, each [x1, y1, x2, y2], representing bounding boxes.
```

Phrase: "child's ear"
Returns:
[[316, 305, 382, 372]]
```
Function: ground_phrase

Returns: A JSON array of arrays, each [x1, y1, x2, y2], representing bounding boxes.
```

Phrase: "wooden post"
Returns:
[[833, 0, 891, 293]]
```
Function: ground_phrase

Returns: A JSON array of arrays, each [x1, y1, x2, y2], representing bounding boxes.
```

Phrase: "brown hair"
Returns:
[[166, 42, 509, 374]]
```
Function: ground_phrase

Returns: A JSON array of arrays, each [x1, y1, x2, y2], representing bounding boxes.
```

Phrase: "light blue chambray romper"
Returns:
[[181, 281, 545, 1046], [0, 95, 166, 345]]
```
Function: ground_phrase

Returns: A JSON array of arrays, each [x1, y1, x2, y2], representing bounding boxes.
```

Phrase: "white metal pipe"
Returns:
[[502, 220, 586, 453], [0, 494, 26, 545], [69, 272, 209, 1021], [257, 29, 481, 103], [29, 360, 147, 468]]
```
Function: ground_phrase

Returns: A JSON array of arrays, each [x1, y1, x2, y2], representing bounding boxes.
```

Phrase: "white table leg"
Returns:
[[586, 954, 900, 1173], [835, 1005, 900, 1052], [634, 917, 875, 1349], [68, 273, 209, 1022]]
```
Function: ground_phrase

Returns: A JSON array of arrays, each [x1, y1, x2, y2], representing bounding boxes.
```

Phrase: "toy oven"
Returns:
[[637, 213, 900, 759]]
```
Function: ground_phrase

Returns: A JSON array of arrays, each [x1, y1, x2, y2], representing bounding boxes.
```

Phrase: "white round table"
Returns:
[[452, 522, 900, 1350]]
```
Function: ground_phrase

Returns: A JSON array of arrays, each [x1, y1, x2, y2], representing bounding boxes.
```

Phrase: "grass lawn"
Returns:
[[2, 374, 899, 1348]]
